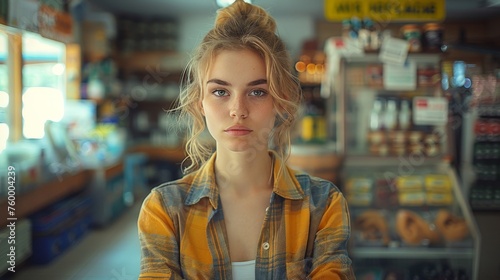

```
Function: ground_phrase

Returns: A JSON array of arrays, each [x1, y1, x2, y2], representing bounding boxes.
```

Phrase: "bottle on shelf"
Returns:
[[398, 99, 412, 131], [384, 99, 398, 130], [370, 99, 384, 131]]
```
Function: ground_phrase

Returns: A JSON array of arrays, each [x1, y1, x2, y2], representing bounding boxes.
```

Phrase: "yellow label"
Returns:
[[347, 193, 373, 206], [324, 0, 446, 22], [425, 174, 451, 192], [426, 192, 453, 206], [347, 178, 373, 193], [316, 117, 327, 140], [301, 116, 315, 141], [399, 192, 426, 206], [396, 175, 423, 192]]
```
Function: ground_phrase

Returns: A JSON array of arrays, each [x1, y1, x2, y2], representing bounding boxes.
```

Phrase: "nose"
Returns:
[[230, 95, 248, 119]]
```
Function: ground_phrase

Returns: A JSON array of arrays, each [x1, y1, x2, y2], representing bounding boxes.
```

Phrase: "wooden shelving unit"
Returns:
[[0, 169, 92, 228]]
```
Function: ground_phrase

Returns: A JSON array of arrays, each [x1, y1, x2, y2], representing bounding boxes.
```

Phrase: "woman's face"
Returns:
[[201, 49, 275, 153]]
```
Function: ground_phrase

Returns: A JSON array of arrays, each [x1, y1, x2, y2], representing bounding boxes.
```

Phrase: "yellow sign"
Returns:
[[325, 0, 446, 21]]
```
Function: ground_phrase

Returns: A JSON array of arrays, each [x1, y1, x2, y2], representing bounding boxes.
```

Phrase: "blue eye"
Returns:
[[212, 89, 227, 97], [250, 89, 267, 97]]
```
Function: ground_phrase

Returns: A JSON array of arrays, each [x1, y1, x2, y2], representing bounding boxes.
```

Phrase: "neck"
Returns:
[[215, 149, 274, 194]]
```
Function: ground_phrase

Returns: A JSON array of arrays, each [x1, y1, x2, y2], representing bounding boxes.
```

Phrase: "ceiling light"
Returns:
[[216, 0, 251, 8]]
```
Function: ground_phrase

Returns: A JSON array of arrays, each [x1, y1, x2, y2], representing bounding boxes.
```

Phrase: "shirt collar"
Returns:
[[184, 151, 305, 209]]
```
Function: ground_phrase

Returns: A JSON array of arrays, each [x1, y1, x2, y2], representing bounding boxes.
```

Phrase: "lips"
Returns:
[[224, 125, 253, 136]]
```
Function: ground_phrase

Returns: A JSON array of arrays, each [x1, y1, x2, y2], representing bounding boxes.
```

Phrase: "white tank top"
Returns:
[[231, 260, 256, 280]]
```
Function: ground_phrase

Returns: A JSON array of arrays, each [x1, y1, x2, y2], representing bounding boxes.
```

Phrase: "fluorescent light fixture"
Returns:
[[216, 0, 251, 8]]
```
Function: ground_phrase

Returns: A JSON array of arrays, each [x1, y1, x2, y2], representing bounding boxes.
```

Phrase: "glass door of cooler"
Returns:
[[338, 53, 449, 163]]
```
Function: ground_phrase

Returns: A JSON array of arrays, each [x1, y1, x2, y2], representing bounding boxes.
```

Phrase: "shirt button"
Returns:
[[265, 207, 269, 212], [262, 242, 270, 250]]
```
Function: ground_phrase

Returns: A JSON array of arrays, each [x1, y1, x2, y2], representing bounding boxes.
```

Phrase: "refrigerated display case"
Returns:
[[324, 47, 480, 279], [460, 72, 500, 211]]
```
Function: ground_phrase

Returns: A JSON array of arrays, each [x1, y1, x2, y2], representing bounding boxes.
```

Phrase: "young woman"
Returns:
[[138, 1, 354, 279]]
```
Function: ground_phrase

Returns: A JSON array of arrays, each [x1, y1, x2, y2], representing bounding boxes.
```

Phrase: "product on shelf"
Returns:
[[353, 210, 391, 246], [417, 65, 440, 87], [425, 174, 453, 206], [468, 74, 500, 210], [374, 180, 399, 209], [469, 183, 500, 210], [366, 64, 383, 87], [348, 173, 454, 208], [422, 23, 443, 52], [395, 209, 440, 246], [474, 118, 500, 141], [366, 95, 445, 158], [398, 191, 426, 207], [340, 17, 381, 51], [401, 24, 422, 52], [396, 175, 423, 192], [346, 177, 374, 206], [435, 209, 470, 242]]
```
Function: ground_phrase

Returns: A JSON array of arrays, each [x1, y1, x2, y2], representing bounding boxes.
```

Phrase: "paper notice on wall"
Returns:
[[413, 96, 448, 125], [379, 37, 409, 65], [383, 59, 417, 90]]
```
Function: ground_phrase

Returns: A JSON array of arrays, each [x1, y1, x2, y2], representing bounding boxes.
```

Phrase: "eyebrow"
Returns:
[[206, 78, 268, 86]]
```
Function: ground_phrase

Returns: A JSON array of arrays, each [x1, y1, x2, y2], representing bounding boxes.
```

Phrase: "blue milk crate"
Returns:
[[30, 192, 93, 264]]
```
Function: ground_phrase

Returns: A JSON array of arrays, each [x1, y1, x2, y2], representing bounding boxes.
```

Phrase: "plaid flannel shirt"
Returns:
[[138, 151, 354, 279]]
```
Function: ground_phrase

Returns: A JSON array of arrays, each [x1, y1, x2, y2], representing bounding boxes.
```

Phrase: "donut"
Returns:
[[435, 209, 469, 242], [353, 210, 390, 245], [396, 210, 440, 245]]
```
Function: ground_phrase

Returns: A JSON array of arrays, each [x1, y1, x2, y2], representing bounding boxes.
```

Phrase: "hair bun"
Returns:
[[215, 0, 277, 35]]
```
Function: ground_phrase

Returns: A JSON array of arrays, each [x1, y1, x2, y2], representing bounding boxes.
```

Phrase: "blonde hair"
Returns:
[[175, 0, 301, 173]]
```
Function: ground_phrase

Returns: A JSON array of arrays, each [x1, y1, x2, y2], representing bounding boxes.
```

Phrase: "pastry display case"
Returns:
[[323, 48, 480, 279], [344, 162, 479, 280]]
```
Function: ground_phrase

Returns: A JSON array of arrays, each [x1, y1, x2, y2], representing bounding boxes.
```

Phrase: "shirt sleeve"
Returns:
[[309, 190, 356, 280], [138, 190, 184, 279]]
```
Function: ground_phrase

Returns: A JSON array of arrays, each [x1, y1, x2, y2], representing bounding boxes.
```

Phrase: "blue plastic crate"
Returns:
[[30, 193, 93, 264]]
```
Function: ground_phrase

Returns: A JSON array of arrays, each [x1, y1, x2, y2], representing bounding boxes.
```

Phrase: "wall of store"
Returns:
[[179, 14, 314, 59]]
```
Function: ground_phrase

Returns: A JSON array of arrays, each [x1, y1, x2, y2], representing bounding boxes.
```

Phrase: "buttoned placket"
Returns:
[[256, 192, 276, 279]]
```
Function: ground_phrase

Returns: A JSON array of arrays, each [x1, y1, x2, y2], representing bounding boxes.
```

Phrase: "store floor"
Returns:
[[10, 201, 142, 280]]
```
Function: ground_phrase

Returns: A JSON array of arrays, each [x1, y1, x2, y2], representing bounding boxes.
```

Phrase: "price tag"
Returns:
[[413, 97, 448, 125]]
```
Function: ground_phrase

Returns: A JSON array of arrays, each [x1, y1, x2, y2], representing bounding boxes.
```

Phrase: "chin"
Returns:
[[223, 139, 269, 154]]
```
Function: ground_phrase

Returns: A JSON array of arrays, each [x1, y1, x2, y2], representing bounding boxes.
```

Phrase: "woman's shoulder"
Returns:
[[292, 170, 342, 196], [150, 172, 197, 201]]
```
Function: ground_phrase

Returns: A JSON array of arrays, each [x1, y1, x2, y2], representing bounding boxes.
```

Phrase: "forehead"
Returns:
[[205, 49, 266, 83]]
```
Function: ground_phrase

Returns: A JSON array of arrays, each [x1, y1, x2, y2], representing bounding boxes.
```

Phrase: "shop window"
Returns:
[[0, 31, 8, 152], [21, 32, 65, 139]]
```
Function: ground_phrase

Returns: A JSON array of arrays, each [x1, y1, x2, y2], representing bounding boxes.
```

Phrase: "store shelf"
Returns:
[[449, 43, 500, 57], [128, 144, 185, 162], [343, 53, 442, 64], [347, 85, 440, 92], [352, 247, 474, 259], [344, 155, 450, 167], [0, 169, 92, 228]]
